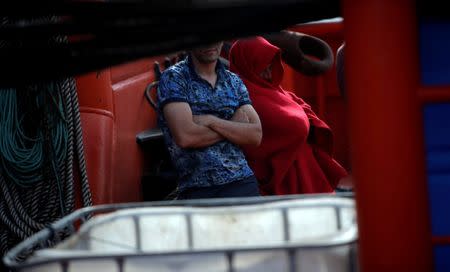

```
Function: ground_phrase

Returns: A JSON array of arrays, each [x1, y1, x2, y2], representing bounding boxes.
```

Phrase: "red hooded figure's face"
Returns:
[[260, 63, 273, 82], [229, 36, 284, 89]]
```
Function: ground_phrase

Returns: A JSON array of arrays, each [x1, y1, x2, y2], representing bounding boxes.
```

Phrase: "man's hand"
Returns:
[[336, 174, 354, 192], [191, 105, 261, 146], [231, 108, 250, 123], [208, 104, 262, 146], [193, 114, 216, 126]]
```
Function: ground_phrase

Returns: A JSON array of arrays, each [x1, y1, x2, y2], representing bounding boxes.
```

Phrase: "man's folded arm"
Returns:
[[163, 102, 224, 148]]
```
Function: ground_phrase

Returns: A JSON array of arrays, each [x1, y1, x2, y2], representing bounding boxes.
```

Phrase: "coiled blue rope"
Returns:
[[0, 83, 68, 213]]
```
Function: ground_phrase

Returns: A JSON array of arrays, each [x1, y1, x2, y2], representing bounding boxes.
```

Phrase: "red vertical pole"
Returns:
[[342, 0, 433, 271]]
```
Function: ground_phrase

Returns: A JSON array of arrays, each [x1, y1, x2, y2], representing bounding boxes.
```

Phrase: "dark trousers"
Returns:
[[178, 176, 260, 200]]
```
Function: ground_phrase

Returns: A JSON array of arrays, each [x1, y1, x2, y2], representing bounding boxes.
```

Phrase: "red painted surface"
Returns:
[[315, 77, 327, 119], [80, 109, 114, 205], [343, 0, 433, 271], [77, 70, 114, 113], [281, 21, 350, 170], [418, 86, 450, 103], [76, 70, 114, 205], [110, 57, 163, 203], [432, 236, 450, 245], [111, 58, 158, 84], [289, 20, 344, 38], [75, 56, 165, 204]]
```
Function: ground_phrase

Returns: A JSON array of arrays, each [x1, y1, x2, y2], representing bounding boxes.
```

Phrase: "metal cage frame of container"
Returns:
[[3, 193, 357, 272]]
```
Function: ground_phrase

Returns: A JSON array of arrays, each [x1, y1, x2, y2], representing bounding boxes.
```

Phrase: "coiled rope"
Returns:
[[0, 17, 92, 262]]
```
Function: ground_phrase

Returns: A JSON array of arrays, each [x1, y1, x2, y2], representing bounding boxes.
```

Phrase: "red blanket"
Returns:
[[229, 37, 347, 195]]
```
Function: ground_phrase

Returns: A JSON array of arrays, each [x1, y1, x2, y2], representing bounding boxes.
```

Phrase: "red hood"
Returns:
[[229, 36, 284, 89]]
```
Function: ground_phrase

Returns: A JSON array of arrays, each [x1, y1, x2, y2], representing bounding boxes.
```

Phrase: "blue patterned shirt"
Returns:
[[157, 56, 254, 192]]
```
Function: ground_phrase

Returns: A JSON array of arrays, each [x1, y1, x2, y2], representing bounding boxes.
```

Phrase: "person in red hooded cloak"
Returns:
[[229, 36, 350, 195]]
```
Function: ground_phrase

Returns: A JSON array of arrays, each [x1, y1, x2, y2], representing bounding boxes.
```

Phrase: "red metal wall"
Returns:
[[75, 57, 165, 204], [283, 20, 350, 170]]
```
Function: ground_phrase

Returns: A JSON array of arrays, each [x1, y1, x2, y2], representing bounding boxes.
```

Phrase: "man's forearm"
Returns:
[[163, 102, 224, 149]]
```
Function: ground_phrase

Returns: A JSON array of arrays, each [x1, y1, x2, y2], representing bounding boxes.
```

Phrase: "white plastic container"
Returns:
[[9, 196, 358, 272]]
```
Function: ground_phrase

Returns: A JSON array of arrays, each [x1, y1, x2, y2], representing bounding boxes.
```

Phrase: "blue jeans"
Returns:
[[177, 176, 260, 199]]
